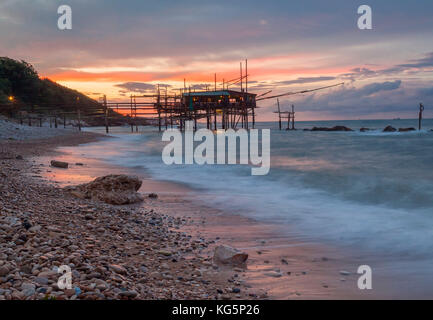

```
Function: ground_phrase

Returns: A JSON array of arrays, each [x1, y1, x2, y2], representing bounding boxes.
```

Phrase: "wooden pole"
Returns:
[[419, 103, 424, 130], [77, 108, 81, 131], [206, 104, 210, 129], [291, 104, 295, 130], [214, 106, 217, 130], [135, 96, 138, 132], [252, 106, 255, 129], [165, 88, 168, 130], [240, 62, 243, 92], [245, 59, 248, 93], [287, 112, 290, 130], [76, 96, 81, 131], [104, 95, 109, 134], [277, 99, 282, 130], [157, 86, 161, 132], [130, 95, 134, 132]]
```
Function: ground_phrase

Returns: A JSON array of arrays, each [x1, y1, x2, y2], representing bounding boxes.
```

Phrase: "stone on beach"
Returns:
[[50, 160, 69, 168], [109, 264, 127, 275], [64, 174, 144, 205], [213, 245, 248, 266], [0, 265, 10, 276]]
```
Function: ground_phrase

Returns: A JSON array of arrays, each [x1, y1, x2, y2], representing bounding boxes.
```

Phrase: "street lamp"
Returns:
[[8, 96, 14, 102]]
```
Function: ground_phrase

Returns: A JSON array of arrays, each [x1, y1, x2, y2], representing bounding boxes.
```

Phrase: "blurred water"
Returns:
[[82, 119, 433, 257]]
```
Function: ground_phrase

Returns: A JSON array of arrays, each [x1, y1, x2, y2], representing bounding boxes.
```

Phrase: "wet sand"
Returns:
[[32, 137, 392, 299], [2, 133, 258, 300]]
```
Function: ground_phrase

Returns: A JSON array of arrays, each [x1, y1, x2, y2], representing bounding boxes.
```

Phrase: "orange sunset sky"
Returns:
[[1, 0, 433, 120]]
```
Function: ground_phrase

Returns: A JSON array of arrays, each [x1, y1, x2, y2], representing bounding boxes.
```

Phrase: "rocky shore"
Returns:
[[0, 133, 253, 300]]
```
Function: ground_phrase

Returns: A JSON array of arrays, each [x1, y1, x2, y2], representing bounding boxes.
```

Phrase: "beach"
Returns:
[[3, 118, 433, 299], [0, 119, 358, 300], [0, 126, 261, 300]]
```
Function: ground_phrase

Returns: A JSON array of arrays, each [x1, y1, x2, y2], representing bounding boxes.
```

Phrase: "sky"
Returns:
[[1, 0, 433, 120]]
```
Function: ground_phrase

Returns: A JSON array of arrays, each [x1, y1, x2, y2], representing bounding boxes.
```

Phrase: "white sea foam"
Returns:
[[79, 120, 433, 257]]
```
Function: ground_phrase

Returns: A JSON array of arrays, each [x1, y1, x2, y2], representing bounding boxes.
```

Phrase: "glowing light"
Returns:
[[8, 96, 14, 101]]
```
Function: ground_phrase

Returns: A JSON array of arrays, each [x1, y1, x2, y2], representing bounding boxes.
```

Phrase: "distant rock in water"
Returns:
[[50, 160, 69, 168], [310, 126, 353, 132], [383, 126, 397, 132], [398, 127, 416, 132], [360, 128, 370, 132], [65, 174, 144, 205]]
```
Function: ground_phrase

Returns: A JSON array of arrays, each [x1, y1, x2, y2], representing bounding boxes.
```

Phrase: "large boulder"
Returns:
[[383, 125, 397, 132], [213, 245, 248, 266], [65, 174, 144, 205]]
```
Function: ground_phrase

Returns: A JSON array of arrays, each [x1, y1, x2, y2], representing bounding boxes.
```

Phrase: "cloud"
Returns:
[[279, 76, 336, 85], [269, 80, 407, 118], [115, 82, 172, 93], [398, 52, 433, 69], [341, 68, 377, 81], [358, 80, 402, 96], [247, 76, 337, 92], [338, 52, 433, 82], [1, 0, 432, 120], [115, 82, 156, 93]]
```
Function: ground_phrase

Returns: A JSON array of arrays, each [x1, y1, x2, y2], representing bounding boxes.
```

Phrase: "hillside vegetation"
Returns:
[[0, 57, 118, 124]]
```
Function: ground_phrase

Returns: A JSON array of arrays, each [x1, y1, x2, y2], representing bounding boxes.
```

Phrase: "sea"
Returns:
[[74, 119, 433, 294]]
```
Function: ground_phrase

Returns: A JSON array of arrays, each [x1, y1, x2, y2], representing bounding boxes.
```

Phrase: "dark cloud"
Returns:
[[338, 52, 433, 82], [341, 68, 377, 81], [248, 76, 337, 92], [115, 82, 156, 93], [190, 84, 211, 90], [2, 0, 433, 73], [359, 80, 402, 96], [398, 52, 433, 69], [279, 76, 336, 85], [115, 82, 172, 94]]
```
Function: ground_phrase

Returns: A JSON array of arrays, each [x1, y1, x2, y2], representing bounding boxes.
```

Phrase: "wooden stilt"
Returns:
[[419, 103, 424, 130], [277, 99, 282, 130], [104, 95, 109, 134], [77, 109, 81, 131]]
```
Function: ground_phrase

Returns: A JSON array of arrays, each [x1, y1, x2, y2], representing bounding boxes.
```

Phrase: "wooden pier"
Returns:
[[0, 61, 345, 133], [274, 98, 295, 130], [104, 60, 257, 132]]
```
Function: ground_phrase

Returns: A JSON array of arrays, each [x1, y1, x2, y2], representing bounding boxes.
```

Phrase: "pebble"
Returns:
[[0, 144, 254, 301]]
